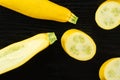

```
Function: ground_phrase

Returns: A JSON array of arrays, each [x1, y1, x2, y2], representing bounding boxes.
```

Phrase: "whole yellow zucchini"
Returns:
[[0, 32, 57, 74], [0, 0, 78, 24]]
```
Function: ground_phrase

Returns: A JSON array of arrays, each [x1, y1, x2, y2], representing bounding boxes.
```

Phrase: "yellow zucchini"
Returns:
[[0, 32, 57, 74], [99, 57, 120, 80], [95, 1, 120, 30], [61, 29, 96, 61], [106, 0, 120, 2], [0, 0, 78, 24]]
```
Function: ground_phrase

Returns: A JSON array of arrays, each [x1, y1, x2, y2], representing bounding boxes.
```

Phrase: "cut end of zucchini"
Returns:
[[61, 29, 96, 61], [95, 1, 120, 30], [99, 58, 120, 80], [68, 13, 78, 24], [48, 32, 57, 45]]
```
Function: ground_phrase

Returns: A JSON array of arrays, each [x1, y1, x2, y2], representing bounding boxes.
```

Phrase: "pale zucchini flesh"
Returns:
[[99, 58, 120, 80], [61, 29, 96, 61], [95, 1, 120, 30], [0, 32, 57, 74]]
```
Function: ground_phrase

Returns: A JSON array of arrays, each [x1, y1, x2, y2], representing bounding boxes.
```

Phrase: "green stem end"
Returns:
[[68, 13, 78, 24], [48, 32, 57, 45]]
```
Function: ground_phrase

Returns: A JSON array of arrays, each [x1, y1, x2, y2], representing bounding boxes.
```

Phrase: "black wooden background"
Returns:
[[0, 0, 120, 80]]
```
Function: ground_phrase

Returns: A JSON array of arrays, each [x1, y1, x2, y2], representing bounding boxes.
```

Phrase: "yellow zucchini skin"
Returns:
[[0, 0, 78, 24]]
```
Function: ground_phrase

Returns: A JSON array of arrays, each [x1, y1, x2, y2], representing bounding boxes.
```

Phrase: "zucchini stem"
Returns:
[[68, 13, 78, 24], [48, 32, 57, 45]]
